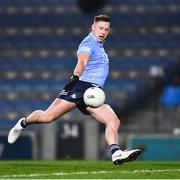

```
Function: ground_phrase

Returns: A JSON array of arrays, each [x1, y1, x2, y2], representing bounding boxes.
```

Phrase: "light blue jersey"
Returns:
[[77, 32, 109, 88]]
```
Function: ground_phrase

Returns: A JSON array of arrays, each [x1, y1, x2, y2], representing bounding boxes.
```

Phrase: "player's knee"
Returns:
[[115, 117, 120, 130], [106, 116, 120, 130], [111, 116, 120, 130], [111, 116, 121, 131]]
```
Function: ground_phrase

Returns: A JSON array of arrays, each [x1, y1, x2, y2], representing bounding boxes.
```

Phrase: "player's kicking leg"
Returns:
[[8, 99, 76, 144]]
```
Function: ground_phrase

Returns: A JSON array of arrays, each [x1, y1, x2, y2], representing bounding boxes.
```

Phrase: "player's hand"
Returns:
[[64, 75, 79, 92]]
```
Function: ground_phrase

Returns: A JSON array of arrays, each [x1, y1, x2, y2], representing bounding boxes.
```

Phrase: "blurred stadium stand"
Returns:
[[0, 0, 180, 160]]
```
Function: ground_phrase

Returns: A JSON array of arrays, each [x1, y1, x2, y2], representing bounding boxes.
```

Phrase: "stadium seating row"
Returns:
[[0, 0, 179, 5], [0, 34, 179, 49], [0, 13, 179, 27], [1, 26, 180, 36], [0, 56, 175, 68]]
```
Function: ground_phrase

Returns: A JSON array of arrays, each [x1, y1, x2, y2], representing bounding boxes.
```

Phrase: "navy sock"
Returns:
[[20, 118, 27, 128], [109, 144, 120, 154]]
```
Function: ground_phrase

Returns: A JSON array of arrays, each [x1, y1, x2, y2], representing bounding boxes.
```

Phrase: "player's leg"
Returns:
[[87, 104, 141, 165], [87, 104, 120, 145], [26, 98, 76, 124], [8, 98, 76, 144]]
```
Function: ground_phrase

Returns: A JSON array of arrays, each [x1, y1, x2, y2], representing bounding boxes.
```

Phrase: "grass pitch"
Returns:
[[0, 160, 179, 179]]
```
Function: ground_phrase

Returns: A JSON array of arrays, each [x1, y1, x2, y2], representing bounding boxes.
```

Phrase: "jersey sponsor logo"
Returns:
[[103, 52, 109, 64]]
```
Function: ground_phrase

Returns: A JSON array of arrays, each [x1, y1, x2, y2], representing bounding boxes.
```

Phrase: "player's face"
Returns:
[[92, 21, 110, 42]]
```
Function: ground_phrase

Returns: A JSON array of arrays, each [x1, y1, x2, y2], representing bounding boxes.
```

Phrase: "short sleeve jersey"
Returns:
[[77, 32, 109, 88]]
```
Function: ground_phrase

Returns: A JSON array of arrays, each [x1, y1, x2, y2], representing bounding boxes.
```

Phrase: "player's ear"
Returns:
[[91, 23, 95, 31]]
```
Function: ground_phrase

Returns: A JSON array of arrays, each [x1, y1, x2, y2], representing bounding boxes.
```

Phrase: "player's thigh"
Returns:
[[87, 104, 120, 126], [44, 98, 76, 120]]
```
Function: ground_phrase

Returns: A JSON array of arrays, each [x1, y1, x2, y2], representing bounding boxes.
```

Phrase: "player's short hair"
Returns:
[[94, 14, 111, 23]]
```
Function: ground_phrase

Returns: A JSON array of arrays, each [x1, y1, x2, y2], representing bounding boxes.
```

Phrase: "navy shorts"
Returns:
[[57, 80, 101, 115]]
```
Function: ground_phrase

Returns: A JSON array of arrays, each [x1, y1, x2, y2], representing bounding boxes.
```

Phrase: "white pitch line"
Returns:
[[125, 169, 180, 173], [1, 169, 180, 178], [132, 169, 180, 173], [0, 171, 114, 178]]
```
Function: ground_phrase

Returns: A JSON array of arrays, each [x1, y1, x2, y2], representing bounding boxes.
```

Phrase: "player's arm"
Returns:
[[63, 53, 90, 92], [74, 53, 90, 77]]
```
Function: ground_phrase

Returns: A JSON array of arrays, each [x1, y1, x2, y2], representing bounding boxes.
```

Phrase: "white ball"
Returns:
[[83, 87, 105, 108]]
